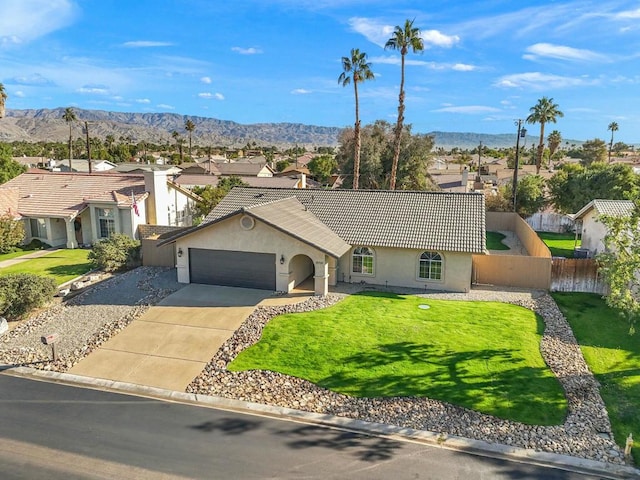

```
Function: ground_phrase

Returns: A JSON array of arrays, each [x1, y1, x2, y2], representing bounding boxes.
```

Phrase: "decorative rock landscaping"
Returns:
[[0, 268, 629, 465]]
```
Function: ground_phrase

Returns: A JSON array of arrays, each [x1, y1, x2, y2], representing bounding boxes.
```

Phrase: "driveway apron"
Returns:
[[69, 284, 304, 391]]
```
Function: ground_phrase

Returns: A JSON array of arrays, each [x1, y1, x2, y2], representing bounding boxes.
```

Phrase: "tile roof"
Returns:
[[574, 199, 635, 220], [0, 171, 148, 219], [213, 162, 272, 176], [0, 187, 21, 218], [173, 174, 302, 189], [243, 197, 351, 258], [203, 187, 486, 253]]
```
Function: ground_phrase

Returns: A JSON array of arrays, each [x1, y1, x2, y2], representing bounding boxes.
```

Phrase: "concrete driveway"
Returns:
[[69, 284, 311, 391]]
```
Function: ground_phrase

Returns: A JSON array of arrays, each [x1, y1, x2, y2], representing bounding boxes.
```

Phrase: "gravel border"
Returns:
[[0, 270, 631, 466]]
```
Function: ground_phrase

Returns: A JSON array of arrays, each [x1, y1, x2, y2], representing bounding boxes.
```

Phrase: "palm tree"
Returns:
[[607, 121, 619, 163], [185, 119, 196, 159], [526, 97, 563, 174], [547, 130, 562, 167], [338, 48, 375, 190], [385, 19, 424, 190], [0, 83, 7, 118], [62, 107, 77, 170]]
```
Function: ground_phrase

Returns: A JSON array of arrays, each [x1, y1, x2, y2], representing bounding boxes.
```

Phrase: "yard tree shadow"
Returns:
[[190, 416, 403, 462], [319, 342, 566, 425]]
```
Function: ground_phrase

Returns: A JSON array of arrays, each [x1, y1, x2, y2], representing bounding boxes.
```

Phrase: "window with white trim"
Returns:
[[352, 246, 374, 275], [418, 251, 443, 280], [97, 208, 116, 238]]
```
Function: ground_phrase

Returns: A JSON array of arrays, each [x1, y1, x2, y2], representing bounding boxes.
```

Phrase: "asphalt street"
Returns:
[[0, 374, 606, 480]]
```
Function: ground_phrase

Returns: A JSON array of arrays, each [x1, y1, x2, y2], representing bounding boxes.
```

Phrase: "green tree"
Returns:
[[597, 201, 640, 334], [0, 83, 7, 118], [193, 176, 248, 221], [0, 143, 26, 183], [526, 97, 563, 174], [607, 121, 619, 163], [0, 213, 25, 253], [385, 19, 424, 190], [504, 175, 547, 216], [185, 119, 196, 158], [307, 154, 337, 184], [547, 162, 639, 213], [580, 138, 607, 166], [338, 48, 375, 190], [547, 130, 562, 164], [62, 107, 77, 169], [0, 274, 56, 320]]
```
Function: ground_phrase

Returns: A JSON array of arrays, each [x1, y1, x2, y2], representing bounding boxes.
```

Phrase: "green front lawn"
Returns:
[[229, 292, 567, 425], [536, 232, 579, 257], [0, 242, 50, 262], [486, 231, 510, 250], [0, 249, 93, 285], [552, 292, 640, 464]]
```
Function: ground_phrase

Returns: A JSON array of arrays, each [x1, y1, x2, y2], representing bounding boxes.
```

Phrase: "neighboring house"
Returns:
[[0, 171, 200, 248], [213, 162, 275, 177], [160, 188, 485, 296], [173, 173, 312, 189], [573, 199, 635, 256], [12, 156, 49, 169], [114, 163, 182, 175], [51, 159, 117, 173]]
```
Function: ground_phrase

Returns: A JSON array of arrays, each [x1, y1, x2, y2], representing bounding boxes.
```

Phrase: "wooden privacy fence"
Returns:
[[550, 258, 609, 294]]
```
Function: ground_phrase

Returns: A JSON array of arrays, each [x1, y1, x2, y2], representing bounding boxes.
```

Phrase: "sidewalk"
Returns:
[[0, 247, 62, 268]]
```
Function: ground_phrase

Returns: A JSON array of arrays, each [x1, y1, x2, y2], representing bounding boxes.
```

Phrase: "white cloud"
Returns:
[[157, 104, 175, 110], [0, 0, 78, 47], [452, 63, 476, 71], [77, 84, 110, 95], [122, 40, 173, 48], [201, 76, 212, 84], [421, 30, 459, 48], [615, 8, 640, 19], [524, 43, 607, 62], [231, 46, 263, 55], [495, 72, 599, 89], [348, 17, 395, 47], [291, 88, 311, 94], [14, 91, 25, 98], [433, 105, 501, 114], [136, 98, 151, 104], [10, 73, 53, 86], [199, 92, 224, 100], [369, 55, 430, 67]]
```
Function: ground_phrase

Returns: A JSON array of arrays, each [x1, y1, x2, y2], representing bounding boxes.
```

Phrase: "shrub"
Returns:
[[0, 214, 25, 254], [0, 273, 57, 320], [88, 233, 141, 272]]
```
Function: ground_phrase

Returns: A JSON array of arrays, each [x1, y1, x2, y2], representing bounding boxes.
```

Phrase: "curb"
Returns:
[[4, 366, 639, 479]]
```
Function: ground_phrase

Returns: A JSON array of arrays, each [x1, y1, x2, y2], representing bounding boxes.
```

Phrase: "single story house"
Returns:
[[52, 159, 117, 173], [573, 199, 635, 256], [160, 188, 486, 295], [0, 170, 200, 248]]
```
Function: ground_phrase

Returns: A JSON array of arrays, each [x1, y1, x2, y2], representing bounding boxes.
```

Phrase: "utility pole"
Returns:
[[84, 121, 92, 174], [512, 120, 526, 212]]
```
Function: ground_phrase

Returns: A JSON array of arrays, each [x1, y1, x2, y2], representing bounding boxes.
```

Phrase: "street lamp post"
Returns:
[[512, 120, 526, 212]]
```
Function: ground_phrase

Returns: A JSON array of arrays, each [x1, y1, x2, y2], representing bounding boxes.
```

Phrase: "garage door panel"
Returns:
[[189, 249, 276, 290]]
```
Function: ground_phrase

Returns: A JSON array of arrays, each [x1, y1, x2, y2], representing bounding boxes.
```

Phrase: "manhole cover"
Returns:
[[418, 304, 430, 310]]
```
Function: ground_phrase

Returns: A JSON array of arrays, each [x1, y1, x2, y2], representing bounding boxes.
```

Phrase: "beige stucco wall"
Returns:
[[336, 246, 472, 293], [580, 210, 608, 255], [175, 215, 332, 293]]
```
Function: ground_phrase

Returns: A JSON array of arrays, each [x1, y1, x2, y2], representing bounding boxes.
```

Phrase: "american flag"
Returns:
[[131, 191, 139, 217]]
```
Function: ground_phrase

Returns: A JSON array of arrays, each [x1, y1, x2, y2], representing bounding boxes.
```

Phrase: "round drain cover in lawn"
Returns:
[[418, 304, 430, 309]]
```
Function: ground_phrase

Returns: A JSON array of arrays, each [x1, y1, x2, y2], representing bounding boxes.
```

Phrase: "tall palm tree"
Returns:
[[547, 130, 562, 167], [338, 48, 375, 190], [526, 97, 563, 174], [385, 19, 424, 190], [185, 119, 196, 158], [0, 83, 7, 118], [607, 121, 619, 163], [62, 107, 77, 170]]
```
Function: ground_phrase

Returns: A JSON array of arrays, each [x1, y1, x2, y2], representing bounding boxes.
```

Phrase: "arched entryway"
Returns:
[[288, 254, 314, 292]]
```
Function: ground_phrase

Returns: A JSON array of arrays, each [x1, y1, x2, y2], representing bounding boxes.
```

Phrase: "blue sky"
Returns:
[[2, 0, 640, 143]]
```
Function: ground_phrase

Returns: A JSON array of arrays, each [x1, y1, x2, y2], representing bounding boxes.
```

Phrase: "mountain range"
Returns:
[[0, 108, 580, 150]]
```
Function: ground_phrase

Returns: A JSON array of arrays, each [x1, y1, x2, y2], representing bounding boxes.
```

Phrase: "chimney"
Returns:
[[298, 173, 306, 189], [144, 170, 169, 225]]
